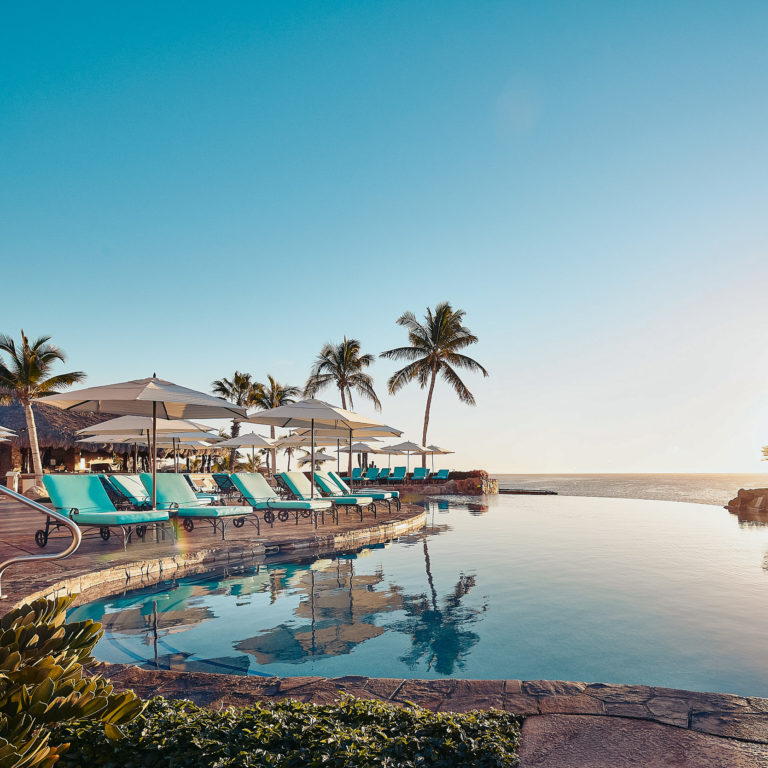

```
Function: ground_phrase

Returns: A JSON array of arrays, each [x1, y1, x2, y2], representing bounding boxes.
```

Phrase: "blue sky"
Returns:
[[3, 1, 768, 472]]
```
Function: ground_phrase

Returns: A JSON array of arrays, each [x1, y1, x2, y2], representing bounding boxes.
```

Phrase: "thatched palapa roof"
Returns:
[[0, 402, 119, 450]]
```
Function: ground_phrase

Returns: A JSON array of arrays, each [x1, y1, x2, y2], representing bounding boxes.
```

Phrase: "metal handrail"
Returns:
[[0, 485, 82, 599]]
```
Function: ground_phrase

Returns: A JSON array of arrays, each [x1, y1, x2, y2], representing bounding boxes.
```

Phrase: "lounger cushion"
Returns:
[[109, 475, 151, 505], [331, 496, 374, 506], [251, 500, 332, 511], [71, 510, 170, 525], [174, 506, 247, 518]]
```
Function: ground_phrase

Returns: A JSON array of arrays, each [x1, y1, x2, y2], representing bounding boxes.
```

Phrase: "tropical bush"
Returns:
[[0, 596, 142, 768], [55, 695, 521, 768]]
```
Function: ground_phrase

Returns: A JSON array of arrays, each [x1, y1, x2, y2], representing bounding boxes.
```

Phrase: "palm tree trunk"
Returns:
[[24, 400, 44, 481], [230, 418, 240, 472], [421, 367, 438, 468]]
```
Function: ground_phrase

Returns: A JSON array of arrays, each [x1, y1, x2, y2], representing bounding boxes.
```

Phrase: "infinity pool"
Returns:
[[70, 495, 768, 696]]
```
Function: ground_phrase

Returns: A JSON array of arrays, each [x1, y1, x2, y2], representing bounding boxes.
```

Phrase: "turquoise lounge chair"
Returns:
[[108, 474, 152, 509], [363, 467, 379, 483], [377, 467, 391, 482], [279, 472, 375, 522], [411, 467, 429, 483], [140, 473, 255, 539], [432, 469, 450, 483], [183, 474, 220, 505], [343, 467, 364, 485], [42, 475, 170, 551], [389, 466, 407, 484], [229, 472, 334, 527], [325, 471, 401, 513], [212, 473, 240, 501]]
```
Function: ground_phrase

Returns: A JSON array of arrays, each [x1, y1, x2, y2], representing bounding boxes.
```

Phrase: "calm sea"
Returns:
[[492, 474, 768, 507]]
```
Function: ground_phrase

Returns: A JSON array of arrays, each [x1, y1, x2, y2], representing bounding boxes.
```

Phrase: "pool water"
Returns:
[[70, 495, 768, 696]]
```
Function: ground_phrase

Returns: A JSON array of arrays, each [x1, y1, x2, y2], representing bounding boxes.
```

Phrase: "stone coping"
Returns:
[[99, 665, 768, 747]]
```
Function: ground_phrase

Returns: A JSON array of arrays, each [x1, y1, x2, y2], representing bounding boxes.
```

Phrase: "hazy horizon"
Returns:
[[3, 2, 768, 473]]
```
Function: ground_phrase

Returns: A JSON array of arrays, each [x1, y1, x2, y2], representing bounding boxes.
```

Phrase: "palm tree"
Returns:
[[211, 371, 256, 469], [0, 331, 86, 480], [249, 375, 301, 474], [380, 302, 487, 466], [304, 337, 381, 411]]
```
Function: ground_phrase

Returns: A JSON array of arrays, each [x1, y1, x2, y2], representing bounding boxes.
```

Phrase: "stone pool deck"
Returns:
[[101, 666, 768, 767], [0, 494, 426, 606], [4, 492, 768, 766]]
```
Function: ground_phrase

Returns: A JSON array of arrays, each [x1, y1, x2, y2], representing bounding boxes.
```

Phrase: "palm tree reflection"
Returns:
[[388, 539, 484, 675]]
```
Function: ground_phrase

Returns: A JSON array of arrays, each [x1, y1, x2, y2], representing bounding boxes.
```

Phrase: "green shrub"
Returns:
[[0, 596, 143, 768], [54, 695, 521, 767]]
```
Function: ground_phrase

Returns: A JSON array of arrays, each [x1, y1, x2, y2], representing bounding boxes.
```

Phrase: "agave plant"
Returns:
[[0, 596, 142, 768]]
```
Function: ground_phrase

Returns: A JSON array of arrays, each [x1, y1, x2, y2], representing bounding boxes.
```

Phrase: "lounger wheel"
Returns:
[[35, 530, 48, 548], [263, 510, 275, 524], [277, 509, 290, 522], [300, 509, 313, 518], [136, 525, 147, 538], [233, 517, 245, 528], [182, 519, 194, 532], [99, 527, 111, 541]]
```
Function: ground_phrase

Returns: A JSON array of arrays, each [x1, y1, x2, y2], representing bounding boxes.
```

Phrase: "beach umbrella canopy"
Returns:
[[244, 399, 391, 497], [381, 440, 430, 472], [76, 415, 212, 436], [215, 432, 274, 472], [426, 444, 454, 471], [42, 376, 246, 507], [337, 441, 381, 453], [0, 426, 16, 435], [299, 450, 335, 464]]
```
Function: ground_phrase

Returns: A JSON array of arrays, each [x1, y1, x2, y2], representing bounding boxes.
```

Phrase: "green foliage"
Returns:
[[54, 695, 521, 768], [0, 596, 143, 768]]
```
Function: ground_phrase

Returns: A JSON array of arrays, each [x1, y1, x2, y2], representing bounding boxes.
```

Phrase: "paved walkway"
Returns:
[[100, 667, 768, 767], [0, 494, 425, 605]]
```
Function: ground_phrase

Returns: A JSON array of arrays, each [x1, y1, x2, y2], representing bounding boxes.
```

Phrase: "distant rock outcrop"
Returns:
[[726, 487, 768, 511]]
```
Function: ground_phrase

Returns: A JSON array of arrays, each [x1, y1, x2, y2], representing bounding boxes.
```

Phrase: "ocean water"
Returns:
[[492, 473, 768, 506], [73, 494, 768, 696]]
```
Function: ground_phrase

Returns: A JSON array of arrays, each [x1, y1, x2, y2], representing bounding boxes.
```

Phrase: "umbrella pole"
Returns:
[[348, 428, 352, 485], [252, 445, 255, 473], [151, 403, 157, 509], [337, 439, 340, 473], [310, 419, 315, 499]]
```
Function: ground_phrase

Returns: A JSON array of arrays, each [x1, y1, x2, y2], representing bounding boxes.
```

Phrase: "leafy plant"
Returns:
[[0, 596, 143, 768], [55, 695, 521, 767]]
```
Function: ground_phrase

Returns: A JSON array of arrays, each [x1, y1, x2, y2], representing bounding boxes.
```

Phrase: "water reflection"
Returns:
[[389, 539, 484, 675], [77, 537, 486, 675]]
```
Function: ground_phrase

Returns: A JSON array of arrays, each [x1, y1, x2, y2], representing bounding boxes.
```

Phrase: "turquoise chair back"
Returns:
[[109, 474, 150, 505], [327, 471, 351, 494], [434, 469, 450, 482], [364, 467, 378, 481], [231, 472, 277, 502], [280, 472, 315, 500], [43, 475, 117, 514], [378, 468, 391, 481], [391, 467, 406, 482], [140, 473, 199, 508], [350, 468, 363, 481], [412, 467, 429, 481], [313, 472, 340, 496]]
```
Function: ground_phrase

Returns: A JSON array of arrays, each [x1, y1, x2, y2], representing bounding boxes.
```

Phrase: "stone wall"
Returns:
[[726, 487, 768, 511]]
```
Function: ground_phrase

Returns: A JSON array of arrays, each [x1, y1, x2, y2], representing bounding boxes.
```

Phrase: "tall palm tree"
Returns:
[[211, 371, 256, 470], [0, 330, 86, 480], [304, 337, 381, 411], [249, 375, 301, 474], [380, 302, 487, 466]]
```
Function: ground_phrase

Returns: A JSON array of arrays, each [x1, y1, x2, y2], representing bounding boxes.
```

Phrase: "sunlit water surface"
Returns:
[[71, 495, 768, 696]]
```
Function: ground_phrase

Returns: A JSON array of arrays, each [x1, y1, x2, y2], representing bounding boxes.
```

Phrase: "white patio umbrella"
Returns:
[[381, 440, 430, 473], [298, 450, 335, 467], [214, 432, 273, 473], [426, 444, 454, 472], [41, 376, 246, 508], [76, 415, 211, 435], [243, 399, 392, 498]]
